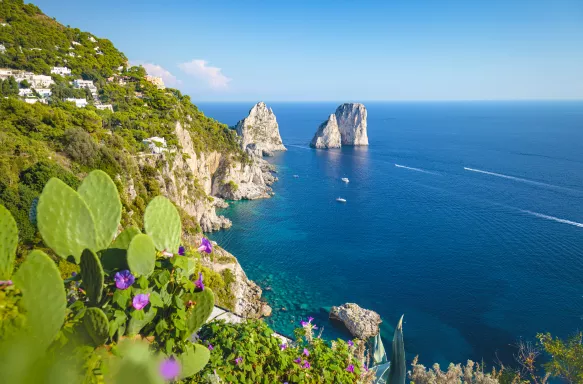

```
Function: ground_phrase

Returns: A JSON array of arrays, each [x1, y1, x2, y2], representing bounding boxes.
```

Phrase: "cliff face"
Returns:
[[310, 114, 342, 148], [335, 103, 368, 146], [235, 102, 286, 156]]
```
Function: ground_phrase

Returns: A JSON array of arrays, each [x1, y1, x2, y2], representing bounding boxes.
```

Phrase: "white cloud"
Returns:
[[178, 59, 231, 90], [141, 63, 181, 87]]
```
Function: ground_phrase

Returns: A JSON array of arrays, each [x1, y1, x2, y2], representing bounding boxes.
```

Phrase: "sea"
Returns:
[[197, 101, 583, 366]]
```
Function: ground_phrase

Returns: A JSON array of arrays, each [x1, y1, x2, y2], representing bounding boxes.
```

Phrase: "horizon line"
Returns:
[[190, 98, 583, 103]]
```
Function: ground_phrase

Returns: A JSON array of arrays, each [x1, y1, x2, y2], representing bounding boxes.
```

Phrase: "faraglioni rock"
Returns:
[[310, 114, 342, 148], [311, 103, 368, 148], [329, 303, 381, 339], [235, 102, 286, 156]]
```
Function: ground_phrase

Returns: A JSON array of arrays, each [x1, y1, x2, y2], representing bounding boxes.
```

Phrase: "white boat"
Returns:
[[293, 175, 299, 178], [336, 197, 347, 203], [341, 177, 349, 183]]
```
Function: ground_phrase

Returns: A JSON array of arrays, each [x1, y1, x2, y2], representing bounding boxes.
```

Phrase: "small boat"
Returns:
[[293, 175, 299, 178], [341, 177, 349, 183], [336, 197, 347, 203]]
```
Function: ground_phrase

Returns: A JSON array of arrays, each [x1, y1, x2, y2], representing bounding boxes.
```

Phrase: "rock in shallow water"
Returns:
[[329, 303, 381, 339]]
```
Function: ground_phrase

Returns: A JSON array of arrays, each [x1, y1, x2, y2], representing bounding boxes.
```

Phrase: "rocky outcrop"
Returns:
[[310, 114, 341, 148], [336, 103, 368, 146], [235, 102, 286, 156], [311, 103, 368, 148], [329, 303, 381, 339]]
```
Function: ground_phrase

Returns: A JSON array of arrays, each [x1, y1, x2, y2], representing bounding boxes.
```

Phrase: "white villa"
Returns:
[[18, 88, 33, 97], [145, 75, 165, 89], [34, 88, 52, 98], [142, 137, 168, 154], [65, 98, 88, 108], [72, 79, 97, 93], [51, 66, 71, 76], [30, 75, 54, 88], [96, 104, 114, 112]]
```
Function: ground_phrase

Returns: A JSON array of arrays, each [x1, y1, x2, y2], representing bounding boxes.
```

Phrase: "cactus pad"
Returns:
[[111, 226, 141, 250], [84, 307, 109, 346], [37, 178, 97, 262], [80, 249, 104, 306], [0, 204, 18, 279], [127, 234, 156, 277], [144, 196, 181, 254], [78, 170, 122, 250], [12, 250, 66, 351], [186, 288, 214, 335], [178, 343, 210, 379]]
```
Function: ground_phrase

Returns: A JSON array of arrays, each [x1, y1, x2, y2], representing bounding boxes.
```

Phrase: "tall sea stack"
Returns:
[[310, 103, 368, 148], [235, 102, 286, 156]]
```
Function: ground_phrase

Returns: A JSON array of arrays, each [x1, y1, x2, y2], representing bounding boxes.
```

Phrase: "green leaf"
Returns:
[[178, 344, 210, 379], [111, 226, 141, 250], [37, 178, 97, 262], [155, 319, 168, 335], [127, 307, 157, 336], [83, 307, 109, 346], [12, 250, 66, 351], [144, 196, 181, 253], [149, 291, 163, 307], [0, 204, 18, 279], [113, 287, 131, 308], [127, 234, 156, 276], [388, 315, 406, 384], [80, 249, 104, 306], [78, 170, 122, 250]]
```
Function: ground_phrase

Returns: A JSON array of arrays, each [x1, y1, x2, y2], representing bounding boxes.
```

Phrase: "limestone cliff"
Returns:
[[335, 103, 368, 146], [310, 114, 341, 148], [235, 102, 286, 156]]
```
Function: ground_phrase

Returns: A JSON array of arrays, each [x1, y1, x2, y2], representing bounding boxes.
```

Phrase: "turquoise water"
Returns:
[[199, 101, 583, 366]]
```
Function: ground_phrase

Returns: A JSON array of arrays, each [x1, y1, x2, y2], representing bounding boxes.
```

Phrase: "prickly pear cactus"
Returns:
[[37, 178, 97, 262], [127, 234, 156, 277], [0, 204, 18, 280], [144, 196, 181, 254], [185, 288, 214, 335], [12, 250, 67, 351], [78, 170, 122, 250], [178, 343, 211, 379], [111, 226, 141, 250], [84, 307, 109, 346], [80, 249, 104, 306]]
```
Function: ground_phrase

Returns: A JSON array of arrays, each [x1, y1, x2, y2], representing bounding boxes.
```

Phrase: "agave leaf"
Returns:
[[387, 315, 405, 384]]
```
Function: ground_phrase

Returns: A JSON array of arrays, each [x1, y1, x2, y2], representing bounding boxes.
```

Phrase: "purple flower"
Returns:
[[303, 348, 310, 356], [346, 364, 355, 373], [197, 237, 212, 254], [362, 364, 369, 372], [280, 343, 287, 351], [234, 357, 243, 365], [302, 361, 311, 369], [208, 344, 214, 351], [114, 270, 135, 290], [0, 280, 13, 286], [71, 272, 77, 277], [347, 340, 354, 347], [300, 320, 308, 327], [132, 293, 150, 310], [159, 357, 180, 380], [308, 317, 314, 322], [178, 245, 186, 256], [195, 272, 205, 291], [294, 357, 302, 364], [300, 316, 317, 329]]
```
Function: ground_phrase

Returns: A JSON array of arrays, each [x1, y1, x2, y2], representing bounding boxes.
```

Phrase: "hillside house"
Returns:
[[51, 66, 71, 76], [142, 137, 167, 154], [65, 98, 88, 108]]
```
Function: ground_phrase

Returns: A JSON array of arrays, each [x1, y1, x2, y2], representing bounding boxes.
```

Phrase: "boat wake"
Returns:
[[463, 167, 580, 193], [395, 164, 439, 175], [520, 210, 583, 228]]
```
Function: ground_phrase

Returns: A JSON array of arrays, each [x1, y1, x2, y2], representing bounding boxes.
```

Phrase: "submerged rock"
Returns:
[[235, 102, 286, 155], [310, 114, 341, 148], [329, 303, 381, 339]]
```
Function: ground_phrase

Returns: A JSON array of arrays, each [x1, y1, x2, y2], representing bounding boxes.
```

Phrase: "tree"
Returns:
[[538, 332, 583, 384]]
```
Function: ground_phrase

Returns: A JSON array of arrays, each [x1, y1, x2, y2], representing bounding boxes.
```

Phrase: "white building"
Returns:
[[65, 98, 88, 108], [145, 75, 165, 90], [72, 41, 81, 46], [0, 44, 5, 54], [73, 79, 97, 93], [35, 88, 52, 98], [51, 66, 71, 76], [25, 98, 40, 104], [88, 36, 97, 43], [31, 75, 54, 88], [0, 68, 18, 79], [142, 137, 168, 154], [18, 88, 33, 97], [96, 104, 114, 112]]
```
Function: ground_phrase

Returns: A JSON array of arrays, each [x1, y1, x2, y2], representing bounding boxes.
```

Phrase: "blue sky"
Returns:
[[32, 0, 583, 101]]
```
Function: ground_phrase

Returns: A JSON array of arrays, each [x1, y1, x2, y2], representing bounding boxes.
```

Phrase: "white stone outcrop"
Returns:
[[310, 114, 341, 148], [329, 303, 381, 339], [311, 103, 368, 148], [235, 102, 286, 156]]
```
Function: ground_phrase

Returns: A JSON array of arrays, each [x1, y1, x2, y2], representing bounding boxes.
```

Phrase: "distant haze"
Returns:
[[32, 0, 583, 101]]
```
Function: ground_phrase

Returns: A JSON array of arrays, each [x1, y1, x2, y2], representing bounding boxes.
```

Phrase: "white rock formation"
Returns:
[[235, 102, 286, 156], [310, 114, 341, 148], [336, 103, 368, 146], [329, 303, 381, 339]]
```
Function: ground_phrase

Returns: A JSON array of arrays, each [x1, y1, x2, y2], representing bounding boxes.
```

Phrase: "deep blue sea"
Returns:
[[198, 101, 583, 366]]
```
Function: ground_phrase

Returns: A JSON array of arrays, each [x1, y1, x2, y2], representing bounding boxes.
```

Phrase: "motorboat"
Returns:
[[341, 177, 349, 183], [336, 197, 347, 203]]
